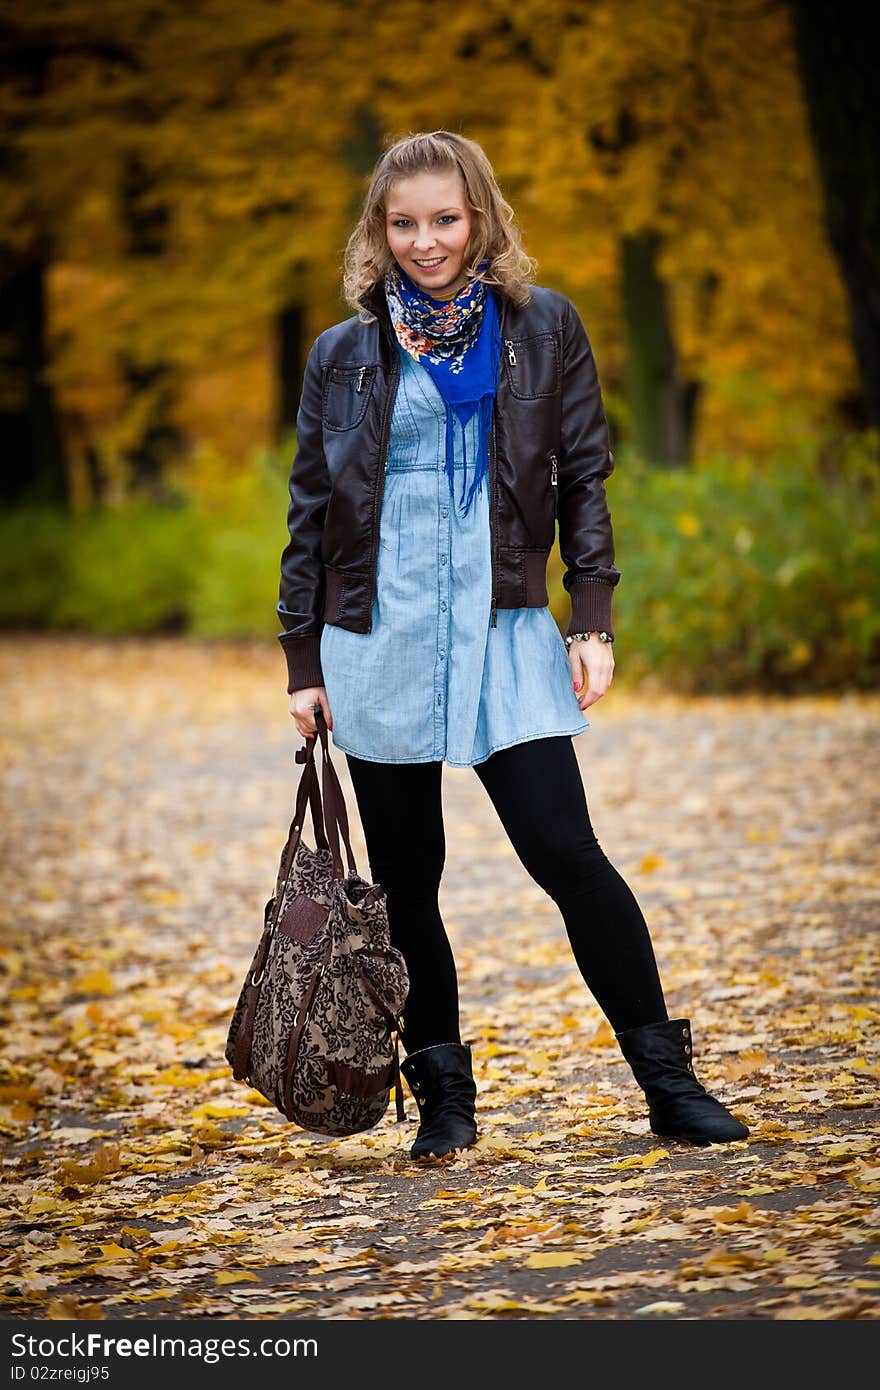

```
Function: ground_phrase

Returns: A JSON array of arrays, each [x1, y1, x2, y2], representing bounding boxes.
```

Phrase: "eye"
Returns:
[[390, 215, 459, 228]]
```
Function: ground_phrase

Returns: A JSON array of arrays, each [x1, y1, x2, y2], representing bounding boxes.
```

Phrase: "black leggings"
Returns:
[[345, 735, 668, 1053]]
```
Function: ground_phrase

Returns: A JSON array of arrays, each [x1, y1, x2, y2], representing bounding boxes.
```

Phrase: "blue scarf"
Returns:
[[384, 259, 501, 518]]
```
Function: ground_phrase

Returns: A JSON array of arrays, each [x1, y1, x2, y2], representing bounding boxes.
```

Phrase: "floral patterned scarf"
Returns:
[[384, 259, 501, 518]]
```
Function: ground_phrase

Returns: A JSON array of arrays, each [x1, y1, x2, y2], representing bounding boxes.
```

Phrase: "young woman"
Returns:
[[278, 130, 748, 1159]]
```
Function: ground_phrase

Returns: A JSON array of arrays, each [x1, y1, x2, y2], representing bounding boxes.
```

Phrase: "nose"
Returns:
[[412, 228, 437, 252]]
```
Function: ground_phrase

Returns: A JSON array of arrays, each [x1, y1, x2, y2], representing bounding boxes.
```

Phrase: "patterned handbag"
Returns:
[[225, 709, 409, 1136]]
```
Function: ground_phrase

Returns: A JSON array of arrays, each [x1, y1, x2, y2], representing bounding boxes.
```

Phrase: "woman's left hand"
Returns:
[[569, 636, 614, 711]]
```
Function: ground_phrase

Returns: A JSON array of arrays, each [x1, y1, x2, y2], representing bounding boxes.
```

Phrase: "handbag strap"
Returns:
[[270, 736, 325, 913], [306, 750, 330, 852], [313, 710, 357, 880]]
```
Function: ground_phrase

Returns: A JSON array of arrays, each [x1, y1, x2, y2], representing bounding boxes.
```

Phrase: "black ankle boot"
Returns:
[[615, 1018, 750, 1145], [400, 1043, 478, 1159]]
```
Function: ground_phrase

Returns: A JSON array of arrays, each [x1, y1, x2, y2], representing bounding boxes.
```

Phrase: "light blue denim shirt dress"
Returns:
[[320, 342, 589, 767]]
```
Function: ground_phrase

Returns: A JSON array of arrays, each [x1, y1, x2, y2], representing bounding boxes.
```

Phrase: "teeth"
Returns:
[[415, 258, 444, 266]]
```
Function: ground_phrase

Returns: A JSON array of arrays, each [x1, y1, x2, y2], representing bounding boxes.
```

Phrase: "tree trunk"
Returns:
[[117, 152, 185, 496], [621, 229, 700, 466], [0, 243, 68, 506], [789, 0, 880, 431]]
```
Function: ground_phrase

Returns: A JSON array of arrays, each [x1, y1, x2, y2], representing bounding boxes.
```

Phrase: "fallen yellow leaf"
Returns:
[[58, 1142, 121, 1187], [70, 969, 115, 996], [635, 1301, 686, 1315], [46, 1297, 105, 1320], [588, 1019, 616, 1048], [612, 1149, 670, 1171], [714, 1201, 757, 1224], [523, 1251, 591, 1269], [638, 854, 665, 874]]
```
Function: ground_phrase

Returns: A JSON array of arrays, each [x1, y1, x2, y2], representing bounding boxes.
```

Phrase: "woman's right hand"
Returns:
[[289, 686, 333, 741]]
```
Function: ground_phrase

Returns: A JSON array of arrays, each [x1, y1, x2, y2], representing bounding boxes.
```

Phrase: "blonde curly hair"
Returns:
[[342, 130, 537, 318]]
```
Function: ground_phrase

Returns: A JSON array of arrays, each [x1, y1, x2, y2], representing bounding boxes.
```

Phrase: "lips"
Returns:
[[413, 257, 446, 269]]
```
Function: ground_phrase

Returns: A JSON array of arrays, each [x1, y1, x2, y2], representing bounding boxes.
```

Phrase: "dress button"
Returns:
[[440, 554, 447, 565], [440, 601, 447, 612], [441, 509, 448, 519], [439, 652, 445, 661]]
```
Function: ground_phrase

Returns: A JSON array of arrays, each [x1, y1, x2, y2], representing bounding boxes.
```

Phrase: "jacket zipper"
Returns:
[[549, 449, 558, 518], [369, 335, 401, 634]]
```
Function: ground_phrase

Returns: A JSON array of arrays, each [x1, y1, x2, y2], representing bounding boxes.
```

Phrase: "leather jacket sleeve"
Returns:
[[558, 298, 621, 639], [277, 338, 329, 694]]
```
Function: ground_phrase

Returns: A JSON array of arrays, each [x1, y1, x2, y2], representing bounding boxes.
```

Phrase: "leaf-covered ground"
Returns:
[[1, 637, 877, 1321]]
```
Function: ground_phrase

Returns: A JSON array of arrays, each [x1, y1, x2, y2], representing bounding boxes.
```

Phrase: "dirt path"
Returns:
[[1, 637, 877, 1320]]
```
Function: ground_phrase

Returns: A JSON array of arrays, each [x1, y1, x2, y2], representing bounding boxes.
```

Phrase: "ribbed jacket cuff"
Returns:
[[566, 578, 615, 640], [279, 634, 325, 694]]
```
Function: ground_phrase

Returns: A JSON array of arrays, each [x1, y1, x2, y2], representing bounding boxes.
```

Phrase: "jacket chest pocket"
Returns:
[[503, 332, 560, 399], [322, 364, 377, 431]]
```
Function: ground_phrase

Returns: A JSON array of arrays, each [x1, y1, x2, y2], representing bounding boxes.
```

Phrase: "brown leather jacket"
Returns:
[[278, 278, 620, 693]]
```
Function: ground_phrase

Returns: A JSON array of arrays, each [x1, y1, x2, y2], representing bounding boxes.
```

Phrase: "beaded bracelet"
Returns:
[[565, 630, 614, 646]]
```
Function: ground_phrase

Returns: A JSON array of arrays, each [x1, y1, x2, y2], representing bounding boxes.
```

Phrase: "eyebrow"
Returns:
[[386, 206, 462, 216]]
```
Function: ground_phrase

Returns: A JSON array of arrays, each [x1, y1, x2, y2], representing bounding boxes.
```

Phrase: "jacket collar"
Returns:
[[357, 279, 390, 321]]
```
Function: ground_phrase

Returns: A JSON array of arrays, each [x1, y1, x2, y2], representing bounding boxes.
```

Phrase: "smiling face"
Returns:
[[384, 169, 474, 299]]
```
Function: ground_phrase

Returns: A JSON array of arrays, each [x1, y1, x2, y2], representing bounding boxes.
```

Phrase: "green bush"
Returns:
[[0, 507, 69, 627], [0, 502, 205, 633], [2, 434, 878, 691], [55, 502, 206, 634], [187, 447, 291, 638], [0, 449, 290, 639], [548, 436, 880, 691], [189, 518, 289, 639]]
